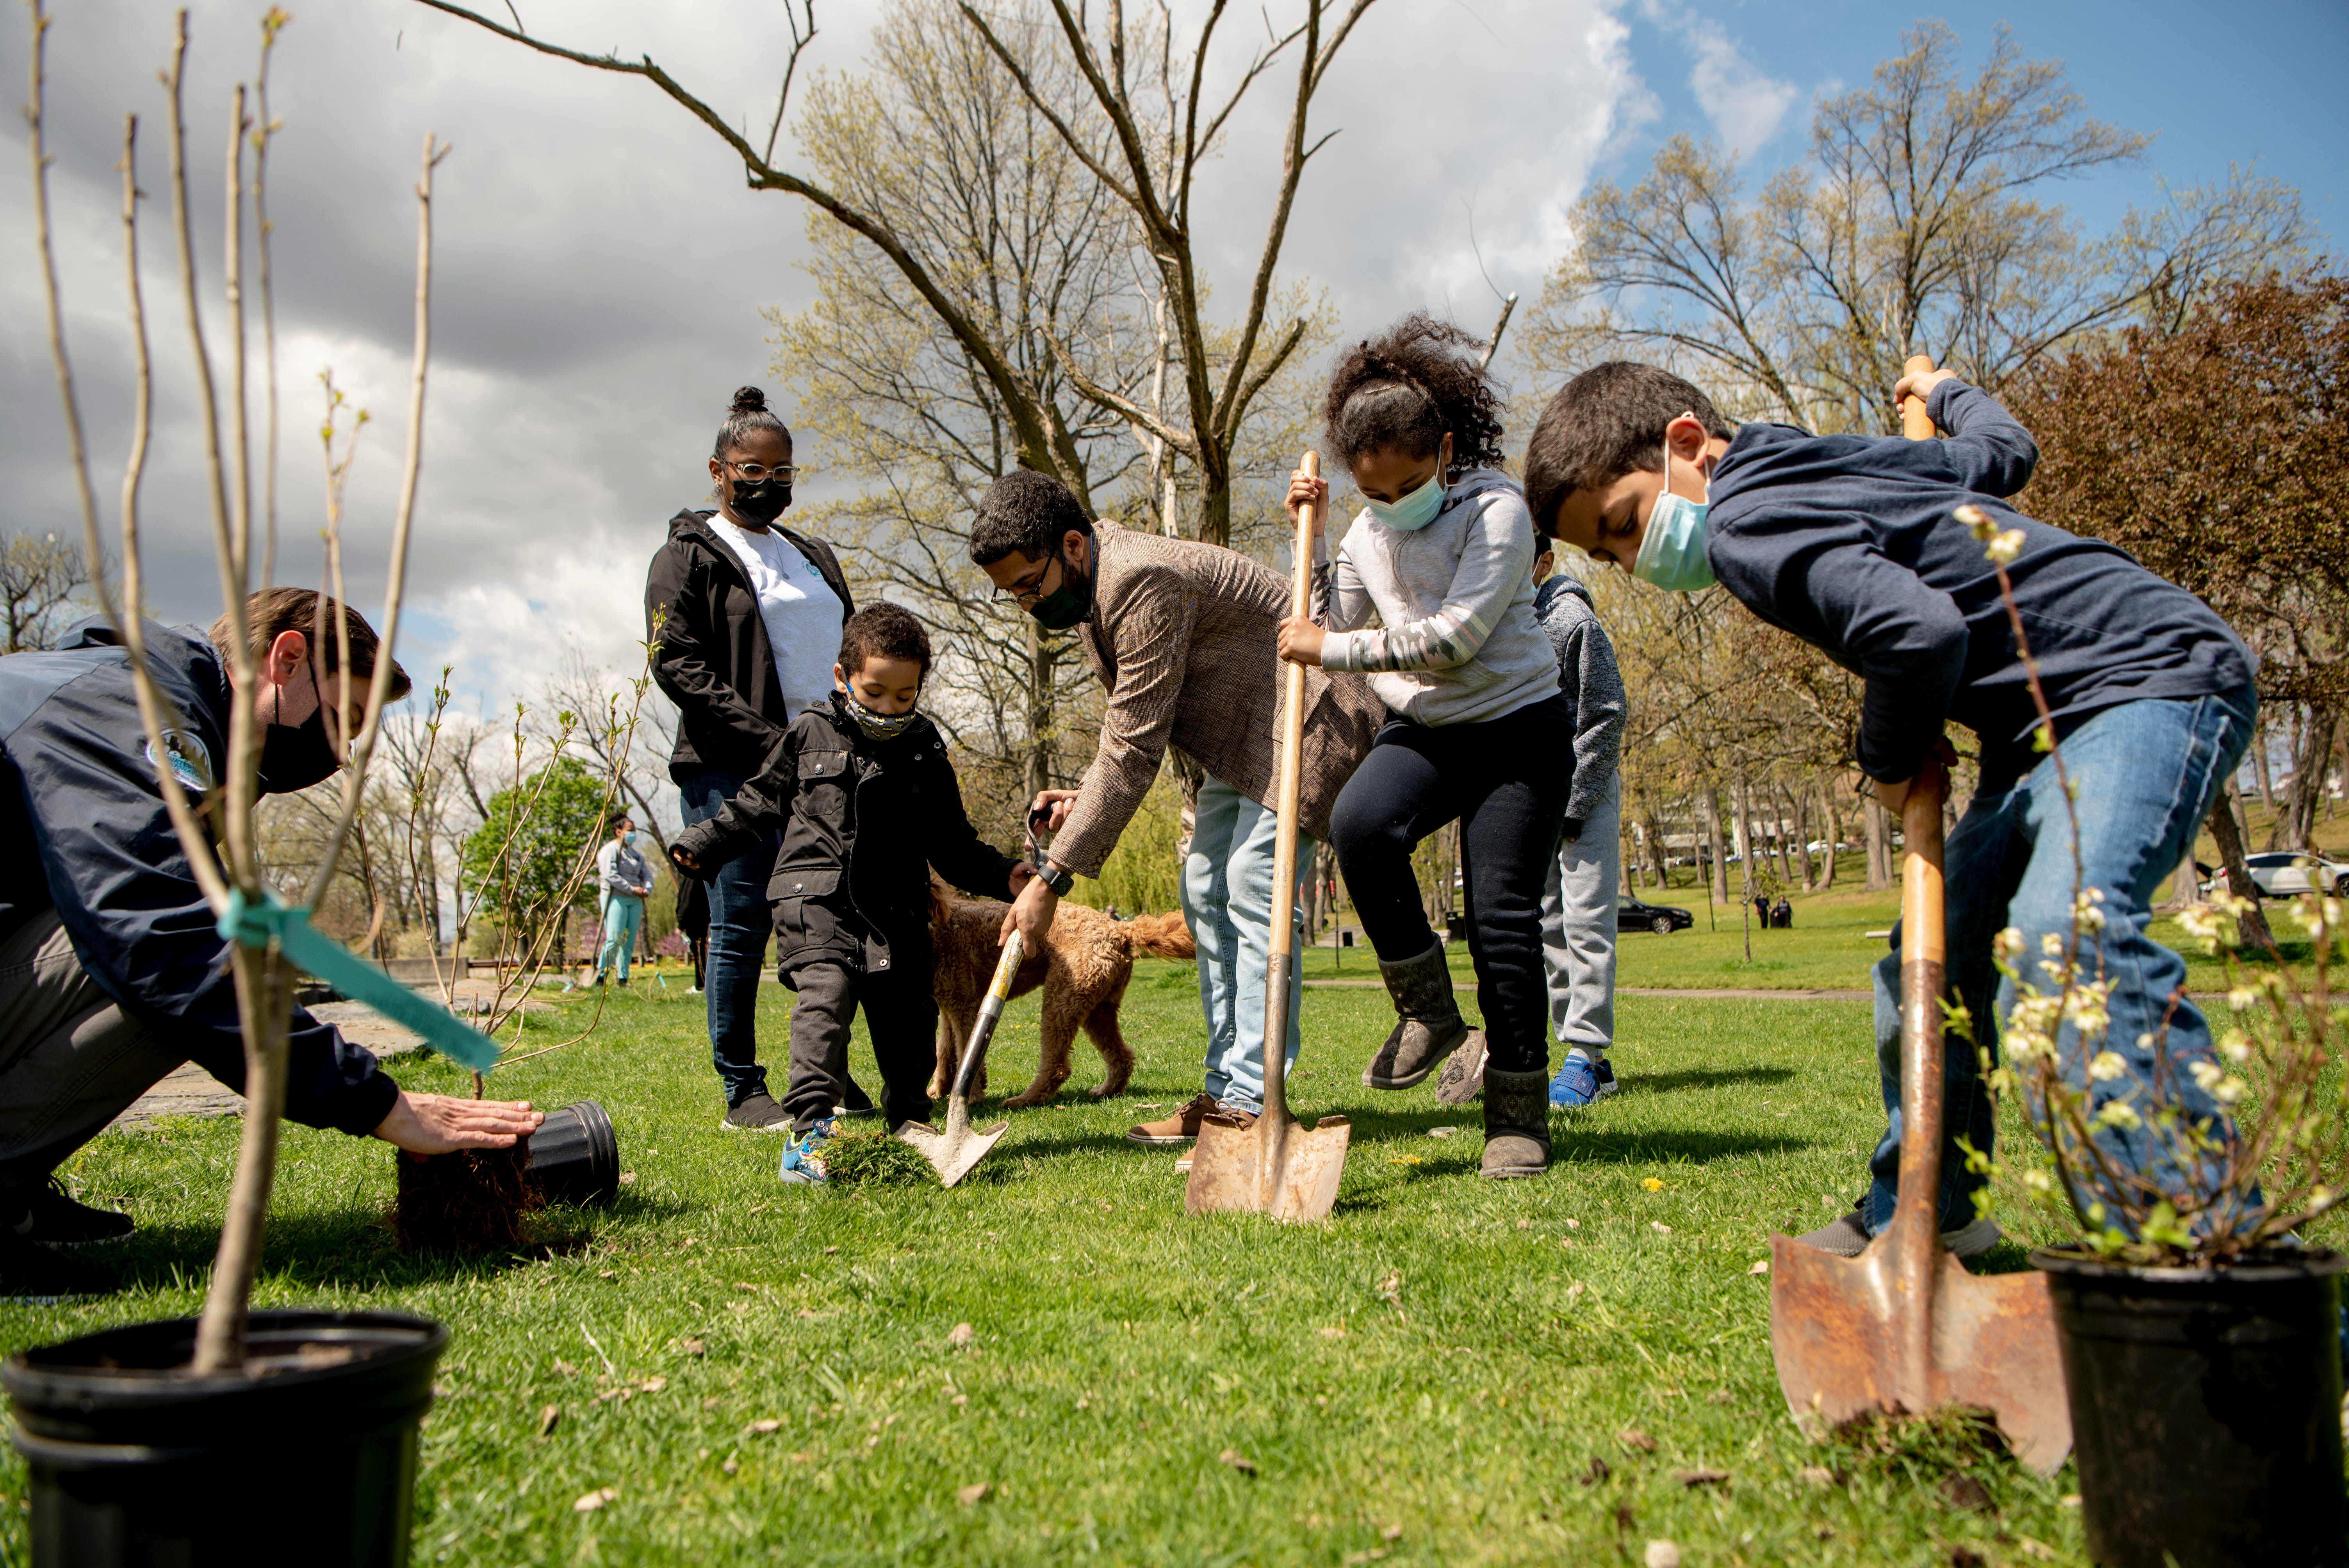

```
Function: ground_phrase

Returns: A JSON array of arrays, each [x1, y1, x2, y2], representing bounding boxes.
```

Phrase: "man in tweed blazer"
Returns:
[[971, 472, 1382, 1144]]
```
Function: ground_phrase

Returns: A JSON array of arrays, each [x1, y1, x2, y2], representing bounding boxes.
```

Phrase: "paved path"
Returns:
[[1301, 980, 1871, 1001], [104, 992, 497, 1131]]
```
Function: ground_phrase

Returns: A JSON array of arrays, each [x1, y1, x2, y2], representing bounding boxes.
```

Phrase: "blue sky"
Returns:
[[1601, 3, 2345, 247], [4, 2, 2338, 736]]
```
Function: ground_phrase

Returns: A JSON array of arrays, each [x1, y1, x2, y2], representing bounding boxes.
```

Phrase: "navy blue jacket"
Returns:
[[0, 621, 398, 1134], [1705, 380, 2255, 788]]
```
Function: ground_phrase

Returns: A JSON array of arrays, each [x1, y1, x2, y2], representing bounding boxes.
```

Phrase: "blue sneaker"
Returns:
[[778, 1119, 836, 1185], [1549, 1049, 1615, 1108]]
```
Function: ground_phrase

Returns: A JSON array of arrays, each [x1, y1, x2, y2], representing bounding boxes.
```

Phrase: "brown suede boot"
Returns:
[[1480, 1068, 1552, 1179], [1361, 941, 1470, 1090]]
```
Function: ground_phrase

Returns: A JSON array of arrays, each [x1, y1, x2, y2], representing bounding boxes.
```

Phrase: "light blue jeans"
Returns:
[[597, 894, 644, 983], [1180, 776, 1309, 1115], [1540, 770, 1621, 1053], [1863, 687, 2257, 1237]]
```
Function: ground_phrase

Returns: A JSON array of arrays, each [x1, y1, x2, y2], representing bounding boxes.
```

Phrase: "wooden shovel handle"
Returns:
[[1256, 451, 1321, 1119], [1900, 353, 1937, 441]]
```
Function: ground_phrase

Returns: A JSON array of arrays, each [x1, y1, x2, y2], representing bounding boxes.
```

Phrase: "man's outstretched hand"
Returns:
[[371, 1090, 542, 1155], [1873, 738, 1959, 816]]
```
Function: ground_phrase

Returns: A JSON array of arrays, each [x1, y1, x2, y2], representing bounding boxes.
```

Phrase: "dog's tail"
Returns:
[[1125, 909, 1196, 961]]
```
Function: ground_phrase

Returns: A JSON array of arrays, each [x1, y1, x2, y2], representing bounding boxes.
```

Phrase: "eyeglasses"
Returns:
[[994, 556, 1055, 603], [725, 460, 798, 484]]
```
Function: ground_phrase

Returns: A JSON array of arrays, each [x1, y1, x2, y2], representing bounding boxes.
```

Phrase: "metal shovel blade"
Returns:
[[1770, 1228, 2072, 1476], [1185, 1108, 1351, 1222], [895, 1097, 1008, 1189], [895, 931, 1022, 1187]]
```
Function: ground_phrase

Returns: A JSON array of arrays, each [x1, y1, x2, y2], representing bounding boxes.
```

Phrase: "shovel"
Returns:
[[895, 930, 1021, 1187], [1185, 450, 1351, 1222], [1767, 355, 2071, 1476]]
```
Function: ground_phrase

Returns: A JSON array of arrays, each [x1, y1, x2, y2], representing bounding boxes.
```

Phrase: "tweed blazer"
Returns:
[[1052, 521, 1385, 878]]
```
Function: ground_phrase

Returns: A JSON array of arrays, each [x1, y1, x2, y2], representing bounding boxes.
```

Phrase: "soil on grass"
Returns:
[[392, 1141, 544, 1252]]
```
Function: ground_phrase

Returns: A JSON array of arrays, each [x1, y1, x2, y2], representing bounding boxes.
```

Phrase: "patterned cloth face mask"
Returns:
[[842, 695, 918, 742]]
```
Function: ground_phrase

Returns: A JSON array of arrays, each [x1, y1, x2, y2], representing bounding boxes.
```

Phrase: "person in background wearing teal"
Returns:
[[592, 811, 654, 988]]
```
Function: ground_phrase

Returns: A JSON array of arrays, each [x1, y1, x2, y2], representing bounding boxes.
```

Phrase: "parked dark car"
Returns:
[[1618, 895, 1695, 935]]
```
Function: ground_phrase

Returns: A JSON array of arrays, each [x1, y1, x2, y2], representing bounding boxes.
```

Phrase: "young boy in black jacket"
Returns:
[[670, 604, 1032, 1183], [1522, 361, 2257, 1257]]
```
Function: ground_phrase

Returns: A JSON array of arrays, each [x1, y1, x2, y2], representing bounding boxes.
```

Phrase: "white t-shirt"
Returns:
[[704, 515, 845, 722]]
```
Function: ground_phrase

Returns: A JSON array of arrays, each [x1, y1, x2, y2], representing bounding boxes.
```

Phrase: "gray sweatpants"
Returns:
[[1538, 771, 1620, 1054], [0, 910, 186, 1197]]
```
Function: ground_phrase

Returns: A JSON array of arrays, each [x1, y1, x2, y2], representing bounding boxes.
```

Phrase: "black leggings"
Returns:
[[1328, 694, 1572, 1074]]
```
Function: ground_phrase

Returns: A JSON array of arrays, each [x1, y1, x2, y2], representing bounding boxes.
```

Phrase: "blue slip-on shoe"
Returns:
[[1549, 1049, 1612, 1108], [777, 1119, 836, 1186]]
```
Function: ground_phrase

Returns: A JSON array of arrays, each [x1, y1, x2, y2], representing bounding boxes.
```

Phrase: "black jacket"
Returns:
[[0, 622, 397, 1134], [670, 696, 1018, 978], [1706, 379, 2254, 789], [645, 508, 854, 782]]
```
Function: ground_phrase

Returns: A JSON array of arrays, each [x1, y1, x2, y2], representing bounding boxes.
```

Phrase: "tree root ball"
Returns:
[[392, 1140, 545, 1252]]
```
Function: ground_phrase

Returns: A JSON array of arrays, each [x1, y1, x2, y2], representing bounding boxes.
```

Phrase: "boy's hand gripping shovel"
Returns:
[[896, 931, 1020, 1187], [1185, 450, 1351, 1222], [1766, 357, 2071, 1475]]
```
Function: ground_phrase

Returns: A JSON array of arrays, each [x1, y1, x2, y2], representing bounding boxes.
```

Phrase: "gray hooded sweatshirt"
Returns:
[[1313, 468, 1559, 726], [1533, 572, 1627, 833]]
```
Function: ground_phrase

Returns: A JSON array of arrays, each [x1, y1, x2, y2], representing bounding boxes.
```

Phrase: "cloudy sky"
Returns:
[[5, 0, 2343, 772]]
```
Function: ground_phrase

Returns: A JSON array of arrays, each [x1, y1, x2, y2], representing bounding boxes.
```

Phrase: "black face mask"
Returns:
[[1027, 548, 1094, 632], [257, 703, 342, 794], [729, 477, 792, 526]]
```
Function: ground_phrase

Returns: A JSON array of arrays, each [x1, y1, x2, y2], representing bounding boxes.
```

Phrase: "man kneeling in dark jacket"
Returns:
[[669, 604, 1031, 1183], [0, 590, 541, 1297]]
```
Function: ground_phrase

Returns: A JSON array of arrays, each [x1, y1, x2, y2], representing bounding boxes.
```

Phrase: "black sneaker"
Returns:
[[0, 1231, 117, 1303], [721, 1091, 793, 1131], [15, 1179, 133, 1245]]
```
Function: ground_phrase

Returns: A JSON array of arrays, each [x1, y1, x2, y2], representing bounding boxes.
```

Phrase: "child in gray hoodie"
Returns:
[[1529, 552, 1626, 1106]]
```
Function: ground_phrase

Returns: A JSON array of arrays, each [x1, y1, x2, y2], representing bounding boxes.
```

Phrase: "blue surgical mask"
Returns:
[[1633, 458, 1716, 591], [1363, 469, 1447, 532]]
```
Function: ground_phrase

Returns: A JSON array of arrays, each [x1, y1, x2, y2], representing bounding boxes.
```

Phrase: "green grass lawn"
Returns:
[[0, 963, 2132, 1566]]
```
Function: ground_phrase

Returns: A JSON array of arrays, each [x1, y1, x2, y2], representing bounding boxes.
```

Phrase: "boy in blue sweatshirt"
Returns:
[[1522, 361, 2256, 1256]]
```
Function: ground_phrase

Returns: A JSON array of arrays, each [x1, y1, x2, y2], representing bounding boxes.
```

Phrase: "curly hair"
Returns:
[[1320, 313, 1507, 479], [967, 469, 1093, 567], [713, 385, 790, 460], [838, 601, 932, 679]]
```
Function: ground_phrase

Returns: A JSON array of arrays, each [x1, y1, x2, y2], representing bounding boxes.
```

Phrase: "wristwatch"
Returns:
[[1036, 857, 1075, 898]]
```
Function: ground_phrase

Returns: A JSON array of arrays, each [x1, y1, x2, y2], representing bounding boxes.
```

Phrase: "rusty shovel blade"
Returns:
[[1184, 1108, 1350, 1223], [1770, 1227, 2072, 1476], [895, 1096, 1008, 1189]]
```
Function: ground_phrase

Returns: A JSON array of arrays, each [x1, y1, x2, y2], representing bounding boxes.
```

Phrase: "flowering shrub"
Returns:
[[657, 929, 689, 959], [1950, 503, 2347, 1263]]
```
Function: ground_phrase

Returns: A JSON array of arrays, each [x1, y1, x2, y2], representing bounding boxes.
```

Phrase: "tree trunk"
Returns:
[[1773, 784, 1796, 886], [1022, 618, 1052, 804], [1864, 795, 1892, 891], [2208, 780, 2279, 954], [1706, 786, 1730, 905], [2273, 704, 2337, 854], [2157, 846, 2200, 912], [2252, 715, 2277, 809], [1819, 779, 1841, 891]]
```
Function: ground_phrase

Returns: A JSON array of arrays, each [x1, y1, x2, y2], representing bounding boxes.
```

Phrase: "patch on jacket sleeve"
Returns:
[[144, 728, 215, 793]]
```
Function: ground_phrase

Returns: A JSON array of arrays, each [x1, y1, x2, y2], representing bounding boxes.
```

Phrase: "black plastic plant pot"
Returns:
[[2035, 1247, 2347, 1568], [526, 1098, 620, 1207], [2, 1308, 445, 1568]]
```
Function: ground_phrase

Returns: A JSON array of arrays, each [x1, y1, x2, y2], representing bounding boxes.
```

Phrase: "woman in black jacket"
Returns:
[[645, 387, 854, 1130]]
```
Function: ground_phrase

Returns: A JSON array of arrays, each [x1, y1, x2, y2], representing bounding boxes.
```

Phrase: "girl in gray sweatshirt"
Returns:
[[1278, 314, 1570, 1179]]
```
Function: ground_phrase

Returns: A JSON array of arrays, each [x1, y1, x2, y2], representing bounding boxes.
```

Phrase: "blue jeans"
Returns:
[[1863, 687, 2257, 1237], [680, 770, 776, 1105], [1180, 776, 1307, 1115], [596, 894, 644, 983]]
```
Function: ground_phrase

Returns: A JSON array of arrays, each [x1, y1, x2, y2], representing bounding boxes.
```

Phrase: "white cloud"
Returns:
[[2, 0, 1648, 727], [1640, 0, 1798, 159]]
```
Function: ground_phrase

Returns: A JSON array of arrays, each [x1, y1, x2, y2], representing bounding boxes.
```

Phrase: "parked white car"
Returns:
[[2217, 851, 2349, 900]]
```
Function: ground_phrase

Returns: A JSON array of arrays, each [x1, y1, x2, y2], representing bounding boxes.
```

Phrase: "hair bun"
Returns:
[[729, 386, 768, 415]]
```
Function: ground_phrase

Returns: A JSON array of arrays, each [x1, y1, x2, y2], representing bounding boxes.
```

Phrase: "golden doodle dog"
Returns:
[[926, 876, 1194, 1108]]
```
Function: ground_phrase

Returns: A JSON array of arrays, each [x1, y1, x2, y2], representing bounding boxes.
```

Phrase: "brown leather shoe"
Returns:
[[1128, 1093, 1220, 1146], [1173, 1103, 1259, 1170]]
